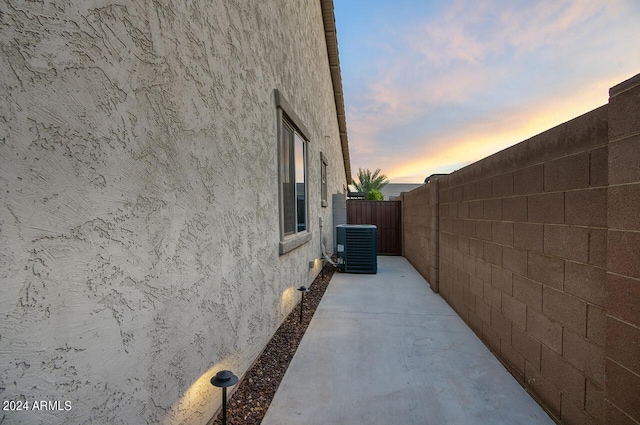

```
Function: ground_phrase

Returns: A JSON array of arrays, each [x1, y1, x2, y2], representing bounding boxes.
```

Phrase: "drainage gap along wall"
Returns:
[[399, 73, 640, 425]]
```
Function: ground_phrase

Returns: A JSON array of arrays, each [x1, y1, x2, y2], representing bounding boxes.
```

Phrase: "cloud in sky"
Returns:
[[335, 0, 640, 182]]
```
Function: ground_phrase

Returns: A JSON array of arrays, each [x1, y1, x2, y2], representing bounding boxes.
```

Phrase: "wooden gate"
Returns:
[[347, 200, 402, 255]]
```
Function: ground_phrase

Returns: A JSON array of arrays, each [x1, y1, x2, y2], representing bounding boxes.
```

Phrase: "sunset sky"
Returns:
[[334, 0, 640, 183]]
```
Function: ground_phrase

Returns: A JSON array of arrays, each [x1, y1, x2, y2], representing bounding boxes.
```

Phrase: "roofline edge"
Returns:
[[320, 0, 352, 185]]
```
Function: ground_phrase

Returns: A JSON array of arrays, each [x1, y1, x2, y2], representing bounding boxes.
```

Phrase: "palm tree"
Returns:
[[353, 168, 389, 194]]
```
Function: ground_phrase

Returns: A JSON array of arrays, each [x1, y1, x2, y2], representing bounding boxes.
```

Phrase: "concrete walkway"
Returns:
[[261, 256, 554, 425]]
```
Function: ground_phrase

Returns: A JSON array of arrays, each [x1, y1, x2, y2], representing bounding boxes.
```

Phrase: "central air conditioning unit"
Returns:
[[336, 224, 377, 274]]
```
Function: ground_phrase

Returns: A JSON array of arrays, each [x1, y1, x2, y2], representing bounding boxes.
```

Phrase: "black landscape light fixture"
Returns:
[[210, 370, 238, 425], [297, 285, 309, 324]]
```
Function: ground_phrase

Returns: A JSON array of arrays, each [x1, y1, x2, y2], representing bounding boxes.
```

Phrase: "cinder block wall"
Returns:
[[438, 105, 609, 423], [605, 75, 640, 425], [400, 74, 640, 425], [402, 182, 439, 292]]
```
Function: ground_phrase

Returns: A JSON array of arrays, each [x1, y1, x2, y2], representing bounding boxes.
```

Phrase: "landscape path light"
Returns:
[[297, 285, 309, 324], [210, 370, 238, 425]]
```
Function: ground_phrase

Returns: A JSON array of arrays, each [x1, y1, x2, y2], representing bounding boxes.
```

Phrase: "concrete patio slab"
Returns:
[[261, 256, 554, 425]]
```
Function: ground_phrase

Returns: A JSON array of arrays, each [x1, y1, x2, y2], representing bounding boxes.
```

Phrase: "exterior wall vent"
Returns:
[[336, 224, 377, 274]]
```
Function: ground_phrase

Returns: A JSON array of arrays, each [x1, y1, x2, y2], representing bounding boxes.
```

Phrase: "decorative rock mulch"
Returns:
[[212, 263, 336, 425]]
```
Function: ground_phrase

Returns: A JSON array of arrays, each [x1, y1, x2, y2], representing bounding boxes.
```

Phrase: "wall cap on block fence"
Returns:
[[610, 72, 640, 97]]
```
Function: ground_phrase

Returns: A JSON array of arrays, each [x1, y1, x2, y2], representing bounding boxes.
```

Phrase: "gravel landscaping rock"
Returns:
[[211, 263, 336, 425]]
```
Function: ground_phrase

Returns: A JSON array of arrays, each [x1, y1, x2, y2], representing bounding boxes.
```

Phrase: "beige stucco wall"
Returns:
[[0, 1, 347, 424]]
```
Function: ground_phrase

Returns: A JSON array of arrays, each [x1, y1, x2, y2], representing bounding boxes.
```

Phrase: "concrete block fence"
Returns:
[[398, 73, 640, 425]]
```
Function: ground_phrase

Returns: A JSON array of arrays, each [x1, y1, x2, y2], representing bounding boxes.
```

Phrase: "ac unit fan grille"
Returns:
[[337, 225, 377, 273]]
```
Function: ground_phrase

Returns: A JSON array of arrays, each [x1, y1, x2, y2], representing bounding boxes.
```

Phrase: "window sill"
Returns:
[[279, 232, 312, 255]]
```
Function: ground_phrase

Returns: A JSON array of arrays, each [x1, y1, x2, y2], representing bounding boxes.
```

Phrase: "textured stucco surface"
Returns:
[[0, 1, 347, 424]]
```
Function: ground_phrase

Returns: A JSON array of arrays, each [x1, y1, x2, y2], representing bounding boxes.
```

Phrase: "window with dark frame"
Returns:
[[275, 89, 311, 254], [280, 117, 307, 236]]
